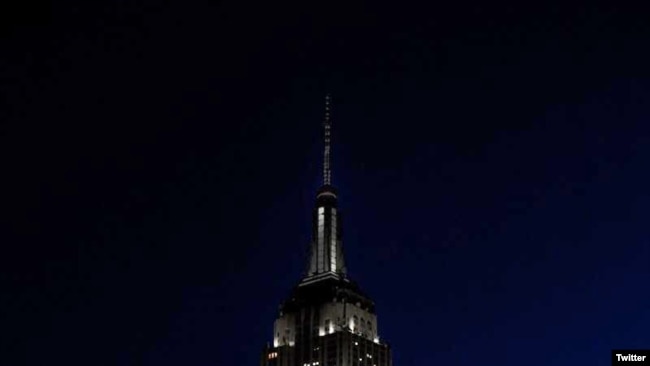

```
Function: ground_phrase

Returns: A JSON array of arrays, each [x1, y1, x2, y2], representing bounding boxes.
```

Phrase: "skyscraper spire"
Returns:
[[261, 98, 392, 366], [303, 94, 346, 282], [323, 93, 332, 186]]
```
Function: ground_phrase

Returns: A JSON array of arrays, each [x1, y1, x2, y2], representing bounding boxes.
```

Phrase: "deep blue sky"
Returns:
[[2, 1, 650, 365]]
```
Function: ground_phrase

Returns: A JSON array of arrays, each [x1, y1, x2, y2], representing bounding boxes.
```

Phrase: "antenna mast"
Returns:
[[323, 94, 332, 186]]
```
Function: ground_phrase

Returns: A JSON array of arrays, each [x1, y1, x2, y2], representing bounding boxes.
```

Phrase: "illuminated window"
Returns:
[[317, 207, 325, 272], [330, 208, 337, 271]]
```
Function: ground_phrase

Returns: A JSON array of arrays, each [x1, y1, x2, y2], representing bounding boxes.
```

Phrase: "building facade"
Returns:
[[260, 96, 393, 366]]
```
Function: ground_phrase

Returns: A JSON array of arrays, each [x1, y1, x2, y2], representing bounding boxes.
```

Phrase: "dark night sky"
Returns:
[[2, 1, 650, 365]]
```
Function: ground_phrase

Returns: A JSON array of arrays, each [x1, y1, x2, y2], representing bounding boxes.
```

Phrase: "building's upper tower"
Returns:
[[261, 95, 393, 366]]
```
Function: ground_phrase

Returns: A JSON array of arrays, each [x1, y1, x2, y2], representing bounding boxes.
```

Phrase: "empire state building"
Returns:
[[260, 96, 393, 366]]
